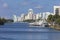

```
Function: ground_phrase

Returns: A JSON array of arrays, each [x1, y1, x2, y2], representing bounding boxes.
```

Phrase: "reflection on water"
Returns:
[[0, 23, 60, 40]]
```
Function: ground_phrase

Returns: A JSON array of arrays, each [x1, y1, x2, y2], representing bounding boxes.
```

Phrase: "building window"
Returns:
[[55, 8, 59, 15]]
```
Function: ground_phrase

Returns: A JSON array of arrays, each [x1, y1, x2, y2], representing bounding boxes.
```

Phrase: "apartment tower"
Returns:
[[54, 6, 60, 15]]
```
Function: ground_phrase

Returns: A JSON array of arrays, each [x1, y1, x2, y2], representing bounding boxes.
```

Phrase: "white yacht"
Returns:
[[29, 20, 49, 27]]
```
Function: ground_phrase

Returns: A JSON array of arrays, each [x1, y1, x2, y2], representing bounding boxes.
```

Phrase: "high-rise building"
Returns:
[[54, 6, 60, 15], [42, 12, 53, 20], [26, 9, 33, 20], [20, 14, 25, 21], [35, 14, 39, 20], [17, 17, 21, 22], [32, 14, 36, 20], [13, 15, 17, 22]]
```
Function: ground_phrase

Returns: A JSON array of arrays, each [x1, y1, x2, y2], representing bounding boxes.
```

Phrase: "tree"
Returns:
[[0, 18, 4, 25], [47, 14, 53, 23], [55, 18, 60, 25]]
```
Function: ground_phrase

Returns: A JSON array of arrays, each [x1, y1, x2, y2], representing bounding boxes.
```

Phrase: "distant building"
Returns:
[[13, 15, 17, 22], [24, 14, 28, 20], [13, 8, 55, 22], [25, 9, 33, 20], [54, 6, 60, 15], [20, 14, 25, 21], [17, 17, 21, 22], [39, 13, 42, 19], [35, 14, 40, 20], [45, 12, 52, 19], [33, 14, 36, 20], [42, 12, 53, 20]]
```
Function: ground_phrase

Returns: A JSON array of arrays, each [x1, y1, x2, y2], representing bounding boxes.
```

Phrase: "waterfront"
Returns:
[[0, 23, 60, 40]]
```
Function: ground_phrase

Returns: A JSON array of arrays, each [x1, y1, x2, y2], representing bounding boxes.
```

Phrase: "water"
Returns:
[[0, 22, 60, 40]]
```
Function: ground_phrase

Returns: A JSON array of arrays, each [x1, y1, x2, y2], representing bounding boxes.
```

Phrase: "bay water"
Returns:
[[0, 22, 60, 40]]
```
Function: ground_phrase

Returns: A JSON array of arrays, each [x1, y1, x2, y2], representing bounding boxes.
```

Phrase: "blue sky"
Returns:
[[0, 0, 60, 18]]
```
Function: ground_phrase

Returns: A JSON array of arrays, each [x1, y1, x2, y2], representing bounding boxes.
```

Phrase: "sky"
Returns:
[[0, 0, 60, 19]]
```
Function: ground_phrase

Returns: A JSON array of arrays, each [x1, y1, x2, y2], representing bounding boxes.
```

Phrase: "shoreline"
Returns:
[[49, 25, 60, 30]]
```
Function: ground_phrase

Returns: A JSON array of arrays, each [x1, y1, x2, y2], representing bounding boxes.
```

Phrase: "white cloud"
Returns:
[[3, 3, 8, 8], [35, 5, 42, 9]]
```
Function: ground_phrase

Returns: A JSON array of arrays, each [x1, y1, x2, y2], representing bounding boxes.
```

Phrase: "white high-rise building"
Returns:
[[42, 12, 53, 20], [35, 13, 42, 20], [33, 14, 36, 20], [42, 12, 46, 20], [13, 15, 17, 22], [28, 9, 33, 20], [54, 6, 60, 15], [25, 9, 33, 20], [35, 14, 39, 20], [20, 14, 25, 21], [17, 17, 21, 22], [40, 13, 42, 18], [45, 12, 52, 19]]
